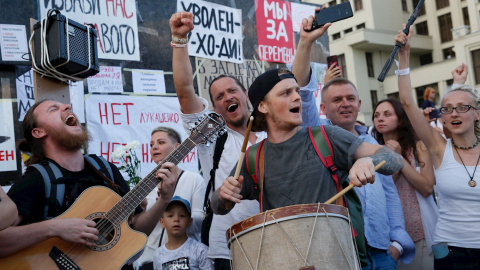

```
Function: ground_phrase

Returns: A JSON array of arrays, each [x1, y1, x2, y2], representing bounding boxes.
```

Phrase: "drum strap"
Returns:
[[246, 139, 266, 211]]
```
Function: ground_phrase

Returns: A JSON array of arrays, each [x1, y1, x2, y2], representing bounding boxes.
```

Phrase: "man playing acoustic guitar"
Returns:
[[0, 100, 178, 266]]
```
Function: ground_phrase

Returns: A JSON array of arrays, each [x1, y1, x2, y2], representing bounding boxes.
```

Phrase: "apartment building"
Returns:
[[303, 0, 480, 125]]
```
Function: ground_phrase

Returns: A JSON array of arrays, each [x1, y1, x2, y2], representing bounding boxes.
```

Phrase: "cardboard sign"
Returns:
[[87, 66, 123, 93], [85, 94, 199, 179], [177, 0, 243, 63], [255, 0, 295, 63], [39, 0, 140, 61]]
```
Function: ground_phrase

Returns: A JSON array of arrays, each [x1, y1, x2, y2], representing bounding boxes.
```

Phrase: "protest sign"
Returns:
[[39, 0, 140, 61], [0, 101, 17, 172], [195, 57, 265, 110], [131, 69, 167, 94], [87, 66, 123, 93], [15, 67, 34, 121], [85, 94, 199, 179], [177, 0, 243, 63], [255, 0, 295, 63], [0, 24, 28, 61]]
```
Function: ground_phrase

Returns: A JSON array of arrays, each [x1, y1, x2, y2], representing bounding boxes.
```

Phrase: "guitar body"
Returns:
[[0, 186, 147, 270]]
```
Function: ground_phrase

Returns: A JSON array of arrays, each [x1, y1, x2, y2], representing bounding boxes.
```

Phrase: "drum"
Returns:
[[227, 203, 360, 270]]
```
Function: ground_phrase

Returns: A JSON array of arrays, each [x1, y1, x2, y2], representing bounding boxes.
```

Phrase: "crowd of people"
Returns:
[[0, 8, 479, 270]]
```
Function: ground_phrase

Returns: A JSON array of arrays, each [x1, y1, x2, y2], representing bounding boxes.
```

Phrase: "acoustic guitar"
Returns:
[[0, 113, 226, 270]]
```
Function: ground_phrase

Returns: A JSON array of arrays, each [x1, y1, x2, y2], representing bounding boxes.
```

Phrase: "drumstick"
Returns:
[[226, 116, 254, 210], [324, 160, 386, 205]]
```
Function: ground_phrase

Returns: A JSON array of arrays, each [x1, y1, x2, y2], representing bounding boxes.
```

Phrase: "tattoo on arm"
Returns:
[[371, 146, 404, 175], [211, 189, 233, 215]]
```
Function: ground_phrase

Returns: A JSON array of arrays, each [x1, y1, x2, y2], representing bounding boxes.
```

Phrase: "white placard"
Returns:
[[177, 0, 243, 63], [0, 101, 17, 172], [39, 0, 140, 61], [69, 80, 85, 123], [311, 62, 328, 118], [15, 67, 34, 121], [0, 24, 28, 61], [87, 66, 123, 93], [132, 69, 166, 94], [85, 94, 199, 179], [291, 3, 316, 33]]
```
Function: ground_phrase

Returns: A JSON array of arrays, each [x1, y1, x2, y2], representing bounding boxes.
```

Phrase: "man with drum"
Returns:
[[169, 10, 331, 269], [211, 66, 405, 264]]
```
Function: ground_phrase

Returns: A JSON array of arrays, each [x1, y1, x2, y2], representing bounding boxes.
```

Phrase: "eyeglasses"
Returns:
[[439, 105, 477, 114]]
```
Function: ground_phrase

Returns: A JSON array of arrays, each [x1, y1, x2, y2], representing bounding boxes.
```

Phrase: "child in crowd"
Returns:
[[153, 196, 213, 270]]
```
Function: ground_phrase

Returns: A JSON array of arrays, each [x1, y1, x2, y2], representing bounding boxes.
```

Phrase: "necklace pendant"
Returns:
[[469, 180, 477, 187]]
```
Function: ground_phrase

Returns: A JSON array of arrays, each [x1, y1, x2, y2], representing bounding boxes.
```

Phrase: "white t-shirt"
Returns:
[[135, 171, 206, 268], [434, 139, 480, 248], [153, 237, 214, 270], [180, 98, 267, 259]]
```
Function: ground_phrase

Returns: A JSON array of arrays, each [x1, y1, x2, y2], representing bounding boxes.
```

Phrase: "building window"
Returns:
[[419, 53, 433, 65], [332, 33, 341, 40], [366, 52, 374, 78], [402, 0, 408, 11], [472, 49, 480, 84], [443, 47, 455, 59], [338, 54, 347, 79], [387, 92, 399, 100], [344, 28, 353, 34], [329, 1, 337, 7], [436, 0, 449, 9], [412, 0, 426, 15], [354, 0, 363, 11], [438, 13, 453, 43], [463, 7, 470, 26], [415, 21, 429, 35], [356, 23, 365, 29], [370, 90, 378, 110]]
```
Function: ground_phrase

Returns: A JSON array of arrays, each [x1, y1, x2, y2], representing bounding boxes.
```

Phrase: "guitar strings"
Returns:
[[60, 127, 207, 259]]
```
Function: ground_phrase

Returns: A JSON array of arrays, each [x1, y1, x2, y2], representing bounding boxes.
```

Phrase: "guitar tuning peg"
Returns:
[[206, 141, 211, 147]]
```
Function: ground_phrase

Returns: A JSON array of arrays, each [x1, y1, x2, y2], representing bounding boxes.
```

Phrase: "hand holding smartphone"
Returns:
[[327, 55, 338, 68], [309, 2, 354, 32]]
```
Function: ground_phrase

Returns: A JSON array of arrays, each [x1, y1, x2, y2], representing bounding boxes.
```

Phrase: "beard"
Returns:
[[228, 113, 248, 128], [49, 125, 91, 150]]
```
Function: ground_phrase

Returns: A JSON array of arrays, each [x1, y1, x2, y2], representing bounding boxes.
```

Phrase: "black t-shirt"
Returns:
[[8, 157, 131, 225]]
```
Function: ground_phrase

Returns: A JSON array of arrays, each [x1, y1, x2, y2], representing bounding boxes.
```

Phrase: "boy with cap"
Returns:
[[153, 196, 214, 270]]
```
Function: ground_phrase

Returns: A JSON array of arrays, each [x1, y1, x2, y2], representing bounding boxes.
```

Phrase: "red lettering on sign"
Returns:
[[105, 0, 133, 18], [0, 150, 15, 161]]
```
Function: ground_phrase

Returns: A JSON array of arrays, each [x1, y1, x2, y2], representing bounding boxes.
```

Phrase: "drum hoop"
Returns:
[[227, 212, 349, 246]]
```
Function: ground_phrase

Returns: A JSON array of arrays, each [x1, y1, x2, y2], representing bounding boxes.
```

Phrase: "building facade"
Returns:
[[304, 0, 480, 125]]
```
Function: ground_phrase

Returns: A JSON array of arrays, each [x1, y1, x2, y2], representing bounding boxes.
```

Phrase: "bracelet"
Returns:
[[395, 67, 410, 77], [171, 41, 187, 48], [172, 36, 188, 44]]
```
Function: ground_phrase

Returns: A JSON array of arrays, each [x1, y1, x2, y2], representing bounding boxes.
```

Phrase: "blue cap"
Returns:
[[166, 196, 191, 215]]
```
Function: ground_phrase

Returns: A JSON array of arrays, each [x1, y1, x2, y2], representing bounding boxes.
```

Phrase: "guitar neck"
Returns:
[[105, 138, 197, 224]]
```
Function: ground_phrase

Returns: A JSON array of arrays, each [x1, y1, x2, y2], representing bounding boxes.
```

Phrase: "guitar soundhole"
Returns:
[[85, 212, 121, 251]]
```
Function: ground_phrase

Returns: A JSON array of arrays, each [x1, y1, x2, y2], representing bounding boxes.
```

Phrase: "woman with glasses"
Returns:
[[395, 26, 480, 270], [371, 98, 436, 270]]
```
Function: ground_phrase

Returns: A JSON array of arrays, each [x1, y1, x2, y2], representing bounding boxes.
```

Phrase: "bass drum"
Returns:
[[227, 203, 360, 270]]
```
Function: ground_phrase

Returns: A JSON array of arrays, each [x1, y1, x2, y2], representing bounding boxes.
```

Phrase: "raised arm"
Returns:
[[170, 12, 205, 114], [452, 63, 468, 85], [396, 26, 446, 164], [292, 6, 331, 87]]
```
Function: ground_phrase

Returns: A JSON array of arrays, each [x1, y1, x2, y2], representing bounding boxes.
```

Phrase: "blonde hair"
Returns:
[[442, 85, 480, 136]]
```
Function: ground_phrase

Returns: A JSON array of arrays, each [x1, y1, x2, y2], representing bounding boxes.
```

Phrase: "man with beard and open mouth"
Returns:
[[2, 100, 178, 262], [169, 10, 331, 269]]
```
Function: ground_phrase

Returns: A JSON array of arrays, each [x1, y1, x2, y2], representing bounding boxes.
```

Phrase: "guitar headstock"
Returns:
[[189, 113, 227, 146]]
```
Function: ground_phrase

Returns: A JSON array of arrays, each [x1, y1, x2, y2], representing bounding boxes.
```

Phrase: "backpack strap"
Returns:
[[84, 154, 114, 182], [246, 139, 265, 210], [31, 162, 65, 220], [308, 126, 344, 206]]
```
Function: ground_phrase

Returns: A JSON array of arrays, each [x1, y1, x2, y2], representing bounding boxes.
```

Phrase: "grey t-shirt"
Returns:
[[239, 125, 364, 210]]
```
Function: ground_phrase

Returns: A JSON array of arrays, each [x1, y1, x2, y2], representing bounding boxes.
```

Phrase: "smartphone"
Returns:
[[327, 55, 338, 68], [310, 2, 354, 31], [432, 242, 450, 259]]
